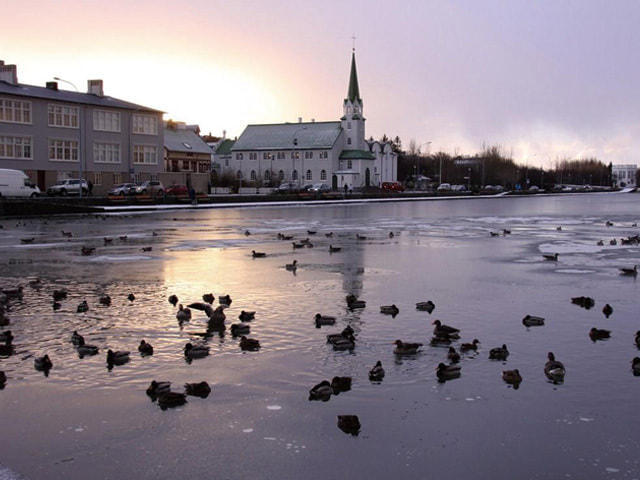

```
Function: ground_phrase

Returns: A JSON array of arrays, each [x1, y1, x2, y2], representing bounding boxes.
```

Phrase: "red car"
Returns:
[[165, 184, 189, 196], [381, 181, 404, 192]]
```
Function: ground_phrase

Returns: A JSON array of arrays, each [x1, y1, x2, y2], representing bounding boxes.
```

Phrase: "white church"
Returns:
[[214, 51, 398, 190]]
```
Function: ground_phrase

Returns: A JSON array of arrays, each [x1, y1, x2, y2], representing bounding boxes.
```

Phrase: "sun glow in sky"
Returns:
[[4, 0, 640, 167]]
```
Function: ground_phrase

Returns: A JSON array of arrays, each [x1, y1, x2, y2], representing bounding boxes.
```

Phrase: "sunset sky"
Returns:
[[4, 0, 640, 167]]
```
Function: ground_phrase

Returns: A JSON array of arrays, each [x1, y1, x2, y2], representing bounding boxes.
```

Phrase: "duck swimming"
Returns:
[[380, 304, 399, 316], [76, 338, 99, 357], [157, 392, 187, 410], [138, 340, 154, 356], [0, 371, 6, 388], [34, 354, 53, 371], [285, 260, 298, 271], [522, 315, 545, 327], [184, 343, 210, 359], [489, 344, 509, 360], [346, 294, 366, 309], [0, 330, 13, 344], [542, 253, 559, 261], [184, 381, 211, 398], [76, 300, 89, 313], [176, 304, 192, 322], [369, 361, 385, 381], [393, 340, 422, 355], [571, 296, 595, 309], [460, 339, 480, 352], [230, 323, 251, 336], [99, 295, 111, 306], [602, 303, 613, 318], [329, 245, 342, 253], [331, 334, 355, 351], [309, 380, 333, 401], [239, 336, 261, 351], [209, 305, 226, 322], [544, 352, 566, 384], [432, 319, 460, 339], [202, 293, 215, 304], [619, 265, 637, 276], [416, 301, 435, 313], [326, 326, 355, 344], [146, 380, 171, 398], [168, 294, 179, 306], [337, 415, 361, 436], [447, 347, 461, 363], [107, 349, 130, 365], [635, 331, 640, 348], [589, 327, 611, 341], [632, 357, 640, 376], [315, 313, 336, 327], [239, 310, 255, 322], [330, 376, 352, 393], [502, 369, 523, 387], [436, 362, 461, 382], [252, 250, 266, 258]]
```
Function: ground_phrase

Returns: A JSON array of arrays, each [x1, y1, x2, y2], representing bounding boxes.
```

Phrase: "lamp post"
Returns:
[[417, 141, 431, 190], [292, 126, 307, 187], [466, 167, 471, 191], [54, 77, 83, 196]]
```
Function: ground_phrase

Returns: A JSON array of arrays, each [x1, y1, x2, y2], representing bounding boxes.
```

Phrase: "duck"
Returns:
[[356, 234, 367, 240], [81, 246, 95, 256], [76, 300, 89, 313], [140, 246, 152, 252], [0, 370, 6, 388], [53, 289, 68, 301], [0, 330, 13, 344], [602, 303, 613, 318], [76, 338, 99, 357], [103, 237, 113, 244], [393, 339, 422, 355], [71, 330, 84, 345], [99, 294, 111, 306], [209, 305, 226, 322], [309, 380, 333, 401], [503, 228, 511, 235], [632, 357, 640, 376], [61, 230, 73, 237], [436, 362, 461, 382], [346, 294, 366, 309], [324, 232, 334, 237], [369, 361, 385, 381], [522, 315, 545, 327], [201, 293, 215, 304], [127, 293, 135, 302], [432, 319, 460, 339], [589, 327, 611, 341], [184, 343, 209, 359], [542, 253, 558, 261], [315, 313, 336, 327], [34, 354, 53, 371], [596, 240, 604, 246], [556, 226, 562, 231], [330, 376, 352, 393], [146, 380, 171, 398], [610, 238, 617, 246], [380, 304, 399, 316], [138, 340, 154, 356], [307, 230, 317, 235], [635, 331, 640, 348], [239, 336, 261, 351], [329, 245, 342, 253], [490, 231, 501, 237], [244, 230, 251, 236], [619, 265, 637, 276], [107, 349, 130, 365], [157, 392, 187, 410], [337, 415, 361, 436], [447, 347, 461, 363], [331, 334, 356, 351], [502, 369, 523, 386], [571, 296, 595, 309], [219, 294, 232, 306], [544, 352, 566, 384], [326, 326, 355, 344], [187, 302, 214, 318], [230, 323, 251, 336], [184, 381, 211, 398], [489, 344, 509, 360], [606, 220, 614, 227], [292, 242, 305, 249], [168, 294, 179, 306], [239, 310, 255, 322], [389, 231, 395, 238], [429, 336, 452, 347], [252, 250, 266, 258], [460, 339, 480, 352], [285, 259, 298, 271], [176, 304, 192, 322], [20, 237, 35, 244], [416, 300, 435, 313]]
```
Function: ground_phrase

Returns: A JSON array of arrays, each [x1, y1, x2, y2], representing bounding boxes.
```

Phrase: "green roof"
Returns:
[[233, 122, 342, 150], [346, 52, 361, 103], [215, 138, 235, 155], [339, 149, 375, 160]]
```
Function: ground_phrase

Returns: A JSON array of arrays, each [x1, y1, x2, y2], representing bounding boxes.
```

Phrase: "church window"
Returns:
[[265, 170, 271, 180], [347, 122, 352, 130], [347, 138, 352, 145], [347, 160, 353, 169], [236, 170, 243, 179], [320, 169, 327, 180], [263, 152, 269, 160], [249, 152, 257, 160], [278, 170, 285, 180], [236, 153, 243, 160], [292, 170, 298, 180], [306, 170, 312, 181], [250, 170, 256, 180], [304, 151, 314, 159]]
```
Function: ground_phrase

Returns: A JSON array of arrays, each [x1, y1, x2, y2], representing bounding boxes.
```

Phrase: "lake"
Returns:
[[1, 193, 640, 479]]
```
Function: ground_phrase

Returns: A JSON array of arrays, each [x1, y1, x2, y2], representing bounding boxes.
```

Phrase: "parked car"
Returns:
[[165, 184, 189, 196], [381, 181, 404, 192], [309, 183, 331, 193], [108, 183, 136, 196], [437, 183, 452, 191], [451, 184, 467, 192], [47, 179, 88, 196], [274, 182, 297, 194], [0, 169, 41, 198], [132, 181, 164, 196]]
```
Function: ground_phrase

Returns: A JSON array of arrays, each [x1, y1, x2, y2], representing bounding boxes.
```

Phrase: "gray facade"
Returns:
[[0, 61, 163, 195]]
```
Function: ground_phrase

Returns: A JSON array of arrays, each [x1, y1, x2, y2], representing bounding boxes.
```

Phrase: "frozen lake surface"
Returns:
[[1, 193, 640, 479]]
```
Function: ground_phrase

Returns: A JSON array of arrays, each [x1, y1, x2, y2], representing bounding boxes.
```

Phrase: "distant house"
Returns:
[[162, 121, 213, 193], [612, 164, 637, 188], [213, 51, 397, 190], [0, 60, 163, 195]]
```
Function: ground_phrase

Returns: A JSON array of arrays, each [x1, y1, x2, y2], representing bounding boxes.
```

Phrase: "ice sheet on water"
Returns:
[[90, 255, 151, 262], [539, 241, 604, 255], [0, 466, 26, 480]]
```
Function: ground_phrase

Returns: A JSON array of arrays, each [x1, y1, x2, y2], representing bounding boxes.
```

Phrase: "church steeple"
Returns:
[[342, 49, 365, 151], [347, 51, 361, 103]]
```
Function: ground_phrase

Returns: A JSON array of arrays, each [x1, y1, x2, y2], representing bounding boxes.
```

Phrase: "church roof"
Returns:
[[339, 149, 376, 160], [215, 138, 235, 155], [233, 122, 342, 151], [346, 51, 361, 103]]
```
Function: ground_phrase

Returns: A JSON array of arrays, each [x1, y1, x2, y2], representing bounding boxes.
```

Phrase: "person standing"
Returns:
[[87, 180, 93, 196]]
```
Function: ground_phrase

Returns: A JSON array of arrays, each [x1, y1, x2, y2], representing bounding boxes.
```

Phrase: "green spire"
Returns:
[[347, 51, 361, 103]]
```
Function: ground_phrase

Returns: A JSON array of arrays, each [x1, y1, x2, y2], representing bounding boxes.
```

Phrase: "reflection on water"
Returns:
[[2, 194, 640, 479]]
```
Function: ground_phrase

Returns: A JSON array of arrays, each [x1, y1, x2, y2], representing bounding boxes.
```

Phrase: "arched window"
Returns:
[[250, 170, 256, 180], [292, 170, 298, 181], [306, 169, 312, 181], [265, 170, 271, 180], [236, 170, 243, 179], [278, 170, 285, 180], [320, 169, 327, 180]]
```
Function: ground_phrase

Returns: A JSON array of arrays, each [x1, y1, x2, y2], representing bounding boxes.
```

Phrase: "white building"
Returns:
[[612, 164, 637, 188], [214, 51, 397, 190]]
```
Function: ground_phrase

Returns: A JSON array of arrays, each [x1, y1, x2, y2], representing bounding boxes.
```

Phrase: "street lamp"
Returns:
[[54, 76, 83, 196], [466, 167, 471, 191], [292, 126, 307, 187]]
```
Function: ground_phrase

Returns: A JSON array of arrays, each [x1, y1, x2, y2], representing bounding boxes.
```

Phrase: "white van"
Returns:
[[0, 169, 41, 198]]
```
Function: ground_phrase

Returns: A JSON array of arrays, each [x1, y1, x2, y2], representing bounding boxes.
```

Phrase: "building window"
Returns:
[[321, 151, 328, 159], [49, 138, 78, 162], [93, 172, 102, 186], [114, 172, 122, 184], [0, 136, 32, 159], [93, 110, 121, 132], [292, 170, 298, 180], [249, 152, 257, 160], [305, 170, 312, 181], [236, 170, 243, 179], [263, 152, 269, 160], [347, 122, 351, 130], [182, 160, 189, 170], [133, 145, 157, 165], [0, 98, 31, 124], [347, 137, 352, 145], [291, 151, 299, 159], [277, 152, 285, 160], [236, 153, 243, 160], [278, 170, 285, 180], [93, 142, 121, 164], [224, 158, 229, 167], [320, 169, 327, 180], [347, 160, 353, 169], [304, 151, 314, 159], [132, 114, 157, 135], [250, 170, 257, 180], [48, 104, 79, 128], [265, 170, 271, 180]]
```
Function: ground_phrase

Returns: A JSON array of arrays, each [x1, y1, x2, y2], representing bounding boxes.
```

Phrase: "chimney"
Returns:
[[311, 118, 315, 123], [87, 79, 103, 96], [298, 117, 302, 123], [46, 81, 59, 91], [0, 62, 18, 85]]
